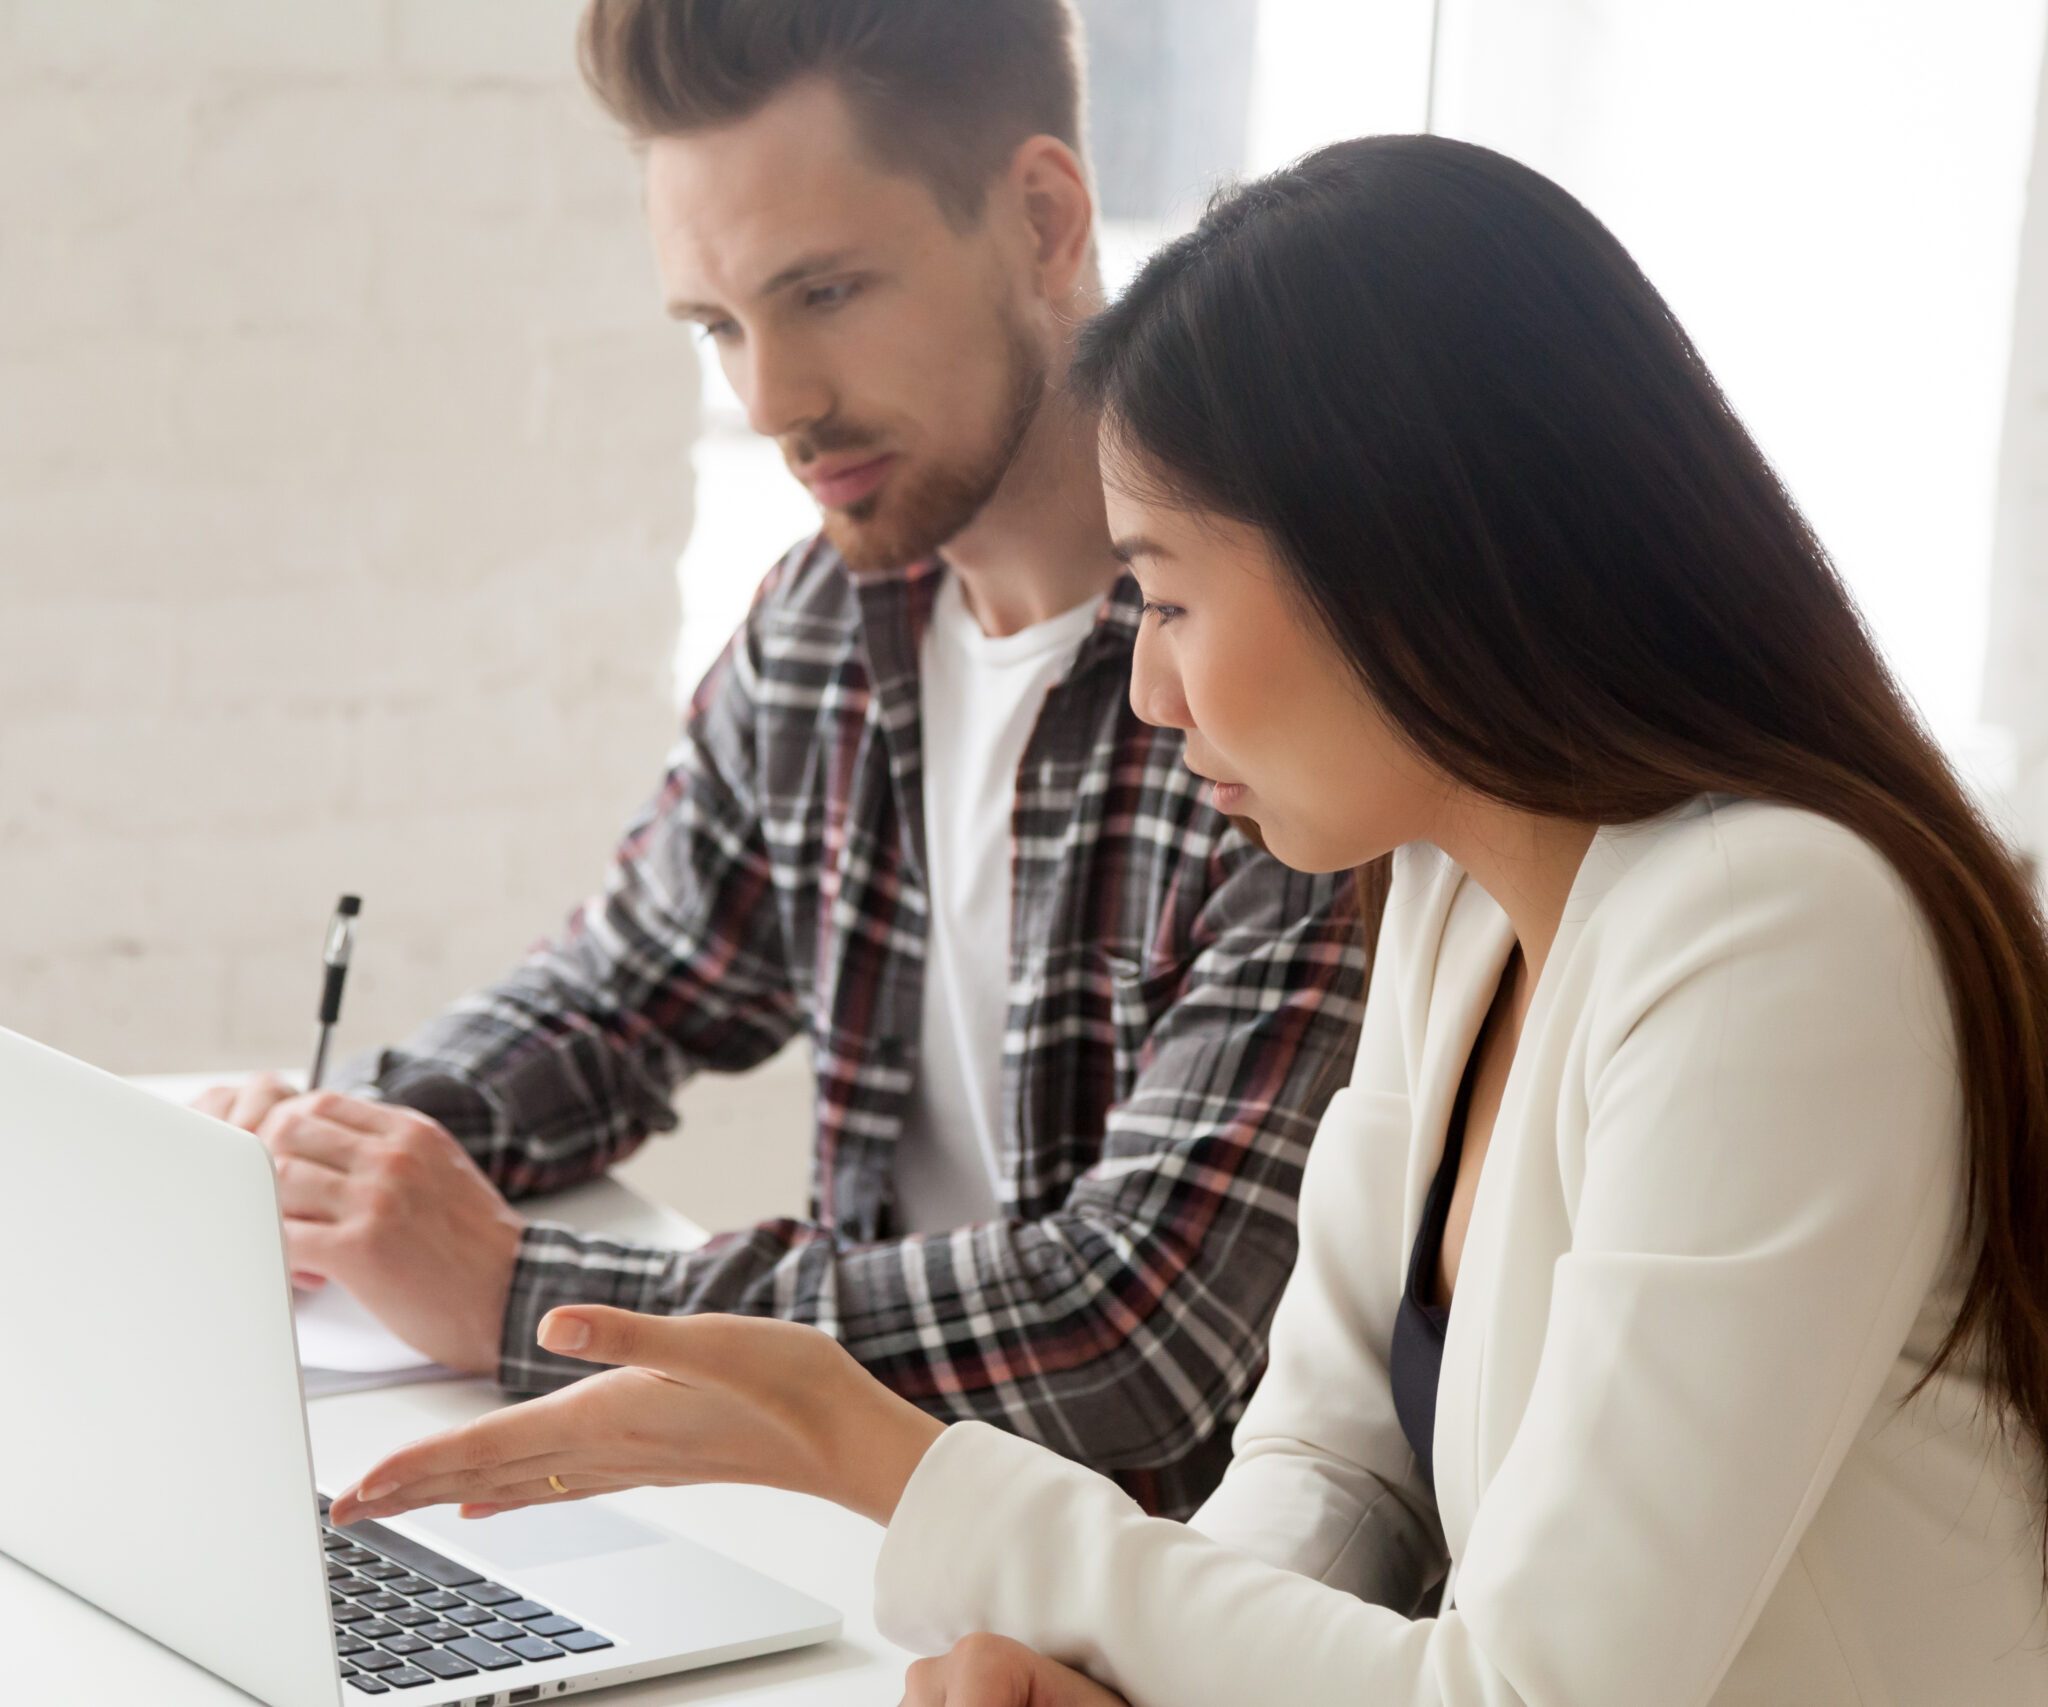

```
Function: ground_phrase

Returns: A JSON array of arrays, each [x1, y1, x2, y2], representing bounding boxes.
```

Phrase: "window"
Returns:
[[671, 0, 2045, 825]]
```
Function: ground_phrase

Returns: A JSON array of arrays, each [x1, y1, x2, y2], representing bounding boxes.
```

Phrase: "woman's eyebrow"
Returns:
[[1109, 535, 1174, 565]]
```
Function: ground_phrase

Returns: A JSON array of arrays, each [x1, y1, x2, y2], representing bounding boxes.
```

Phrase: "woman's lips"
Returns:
[[804, 453, 896, 509], [1212, 782, 1249, 812]]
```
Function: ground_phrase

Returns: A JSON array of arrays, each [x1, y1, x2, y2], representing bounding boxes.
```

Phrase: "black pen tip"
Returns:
[[337, 894, 361, 916]]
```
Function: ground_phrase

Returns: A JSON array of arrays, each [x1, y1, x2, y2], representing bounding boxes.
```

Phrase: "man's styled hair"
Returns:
[[577, 0, 1088, 224]]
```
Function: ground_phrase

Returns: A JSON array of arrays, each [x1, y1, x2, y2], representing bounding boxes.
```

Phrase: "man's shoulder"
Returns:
[[750, 531, 863, 633]]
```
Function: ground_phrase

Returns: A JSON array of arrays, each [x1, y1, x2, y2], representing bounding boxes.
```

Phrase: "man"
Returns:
[[200, 0, 1364, 1518]]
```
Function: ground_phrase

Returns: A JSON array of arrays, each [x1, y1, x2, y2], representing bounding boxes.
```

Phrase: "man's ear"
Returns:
[[1007, 135, 1095, 301]]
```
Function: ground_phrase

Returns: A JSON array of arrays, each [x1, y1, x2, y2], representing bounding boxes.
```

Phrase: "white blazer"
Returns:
[[874, 797, 2047, 1706]]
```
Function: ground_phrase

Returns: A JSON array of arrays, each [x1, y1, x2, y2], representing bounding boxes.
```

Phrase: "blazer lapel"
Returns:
[[1431, 799, 1721, 1566], [1402, 869, 1519, 1253]]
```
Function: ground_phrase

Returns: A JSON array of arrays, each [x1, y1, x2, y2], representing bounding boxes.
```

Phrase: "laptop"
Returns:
[[0, 1024, 840, 1705]]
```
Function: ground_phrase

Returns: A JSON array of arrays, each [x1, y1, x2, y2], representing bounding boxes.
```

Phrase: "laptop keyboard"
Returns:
[[318, 1494, 614, 1694]]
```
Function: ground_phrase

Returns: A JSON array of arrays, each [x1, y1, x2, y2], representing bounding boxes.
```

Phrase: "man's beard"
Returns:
[[795, 304, 1049, 574]]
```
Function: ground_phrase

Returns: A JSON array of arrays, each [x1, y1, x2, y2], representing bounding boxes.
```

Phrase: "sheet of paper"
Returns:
[[291, 1280, 441, 1375]]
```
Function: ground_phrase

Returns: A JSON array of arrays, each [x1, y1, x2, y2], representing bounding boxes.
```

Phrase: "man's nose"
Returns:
[[738, 337, 832, 442]]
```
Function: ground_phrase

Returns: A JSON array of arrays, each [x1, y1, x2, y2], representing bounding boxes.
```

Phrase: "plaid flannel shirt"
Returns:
[[344, 535, 1366, 1518]]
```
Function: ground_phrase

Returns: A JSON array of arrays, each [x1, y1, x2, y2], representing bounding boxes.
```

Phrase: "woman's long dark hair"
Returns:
[[1073, 135, 2048, 1542]]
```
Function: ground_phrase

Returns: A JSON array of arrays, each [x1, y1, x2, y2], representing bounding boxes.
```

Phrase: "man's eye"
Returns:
[[804, 280, 860, 312]]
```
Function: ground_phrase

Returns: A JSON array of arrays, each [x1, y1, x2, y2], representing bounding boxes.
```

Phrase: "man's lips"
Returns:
[[801, 453, 896, 509]]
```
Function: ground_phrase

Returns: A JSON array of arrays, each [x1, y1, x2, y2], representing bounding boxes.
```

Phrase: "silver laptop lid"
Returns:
[[0, 1025, 338, 1707]]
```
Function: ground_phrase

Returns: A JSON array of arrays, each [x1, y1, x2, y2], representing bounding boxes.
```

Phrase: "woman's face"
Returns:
[[1107, 461, 1447, 873]]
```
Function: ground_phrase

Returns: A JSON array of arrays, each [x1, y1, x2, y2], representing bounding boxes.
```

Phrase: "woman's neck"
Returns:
[[1432, 804, 1599, 985]]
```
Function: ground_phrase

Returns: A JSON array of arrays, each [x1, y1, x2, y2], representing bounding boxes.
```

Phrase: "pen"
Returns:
[[307, 894, 361, 1092]]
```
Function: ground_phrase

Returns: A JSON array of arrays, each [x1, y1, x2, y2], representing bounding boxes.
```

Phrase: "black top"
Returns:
[[1389, 1069, 1475, 1497]]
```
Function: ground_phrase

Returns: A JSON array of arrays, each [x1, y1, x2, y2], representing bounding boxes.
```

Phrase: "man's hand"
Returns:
[[191, 1080, 524, 1376], [901, 1635, 1129, 1707]]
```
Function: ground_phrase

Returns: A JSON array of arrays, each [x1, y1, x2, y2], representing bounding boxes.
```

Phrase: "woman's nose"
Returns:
[[1129, 635, 1192, 731]]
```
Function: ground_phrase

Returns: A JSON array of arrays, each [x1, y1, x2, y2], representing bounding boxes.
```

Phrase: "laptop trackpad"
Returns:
[[404, 1500, 671, 1570]]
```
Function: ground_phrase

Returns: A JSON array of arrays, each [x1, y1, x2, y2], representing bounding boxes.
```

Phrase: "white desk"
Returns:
[[2, 1077, 915, 1704]]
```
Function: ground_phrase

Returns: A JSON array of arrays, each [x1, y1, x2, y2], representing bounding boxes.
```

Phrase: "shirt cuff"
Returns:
[[873, 1420, 1145, 1657], [496, 1221, 678, 1393]]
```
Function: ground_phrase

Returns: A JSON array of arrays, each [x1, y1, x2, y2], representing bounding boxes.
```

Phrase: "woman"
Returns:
[[331, 137, 2048, 1704]]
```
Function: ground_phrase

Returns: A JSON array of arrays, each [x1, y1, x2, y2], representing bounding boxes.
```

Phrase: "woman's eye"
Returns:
[[1141, 601, 1186, 627], [694, 319, 738, 345]]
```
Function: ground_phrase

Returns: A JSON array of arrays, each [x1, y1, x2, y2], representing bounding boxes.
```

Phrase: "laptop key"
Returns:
[[354, 1619, 401, 1641], [555, 1629, 614, 1654], [343, 1677, 391, 1695], [359, 1593, 407, 1613], [461, 1582, 518, 1606], [386, 1575, 433, 1596], [416, 1590, 464, 1611], [353, 1651, 402, 1672], [474, 1620, 524, 1641], [498, 1600, 552, 1622], [332, 1577, 374, 1597], [389, 1606, 435, 1627], [379, 1665, 435, 1688], [382, 1633, 431, 1655], [444, 1637, 521, 1671], [359, 1561, 405, 1581], [448, 1605, 495, 1626], [335, 1634, 371, 1656], [332, 1605, 371, 1625], [329, 1518, 485, 1588], [412, 1649, 482, 1680], [418, 1622, 467, 1643], [505, 1637, 565, 1662], [523, 1615, 581, 1638], [333, 1547, 379, 1566]]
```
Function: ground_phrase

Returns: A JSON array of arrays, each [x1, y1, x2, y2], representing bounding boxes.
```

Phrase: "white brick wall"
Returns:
[[0, 0, 698, 1074]]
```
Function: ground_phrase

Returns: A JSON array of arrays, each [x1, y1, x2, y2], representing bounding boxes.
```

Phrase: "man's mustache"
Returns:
[[785, 419, 884, 464]]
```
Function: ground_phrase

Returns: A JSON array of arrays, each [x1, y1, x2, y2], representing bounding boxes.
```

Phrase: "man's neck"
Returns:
[[941, 382, 1122, 639]]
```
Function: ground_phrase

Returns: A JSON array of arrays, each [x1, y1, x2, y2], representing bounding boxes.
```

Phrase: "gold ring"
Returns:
[[547, 1474, 568, 1495]]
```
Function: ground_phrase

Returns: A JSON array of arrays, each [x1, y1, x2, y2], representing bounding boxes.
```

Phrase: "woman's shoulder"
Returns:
[[1581, 796, 1948, 1050], [1601, 795, 1919, 934]]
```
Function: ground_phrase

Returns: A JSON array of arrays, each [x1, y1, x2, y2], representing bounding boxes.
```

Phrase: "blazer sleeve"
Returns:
[[1186, 852, 1446, 1611], [871, 816, 1966, 1707]]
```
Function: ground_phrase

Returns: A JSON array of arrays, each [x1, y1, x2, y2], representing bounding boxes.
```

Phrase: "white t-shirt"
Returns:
[[892, 572, 1102, 1235]]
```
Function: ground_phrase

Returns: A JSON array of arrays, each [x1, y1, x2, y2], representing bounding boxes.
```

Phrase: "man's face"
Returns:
[[644, 79, 1048, 572]]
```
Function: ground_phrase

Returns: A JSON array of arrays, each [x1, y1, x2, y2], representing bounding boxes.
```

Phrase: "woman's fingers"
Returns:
[[332, 1392, 584, 1523], [344, 1441, 643, 1518], [896, 1637, 1129, 1707], [535, 1303, 718, 1372], [454, 1471, 636, 1520], [331, 1314, 889, 1528], [899, 1654, 945, 1705]]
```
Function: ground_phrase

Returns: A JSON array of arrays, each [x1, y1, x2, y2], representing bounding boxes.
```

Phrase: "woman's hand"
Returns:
[[901, 1635, 1129, 1707], [327, 1307, 944, 1528]]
